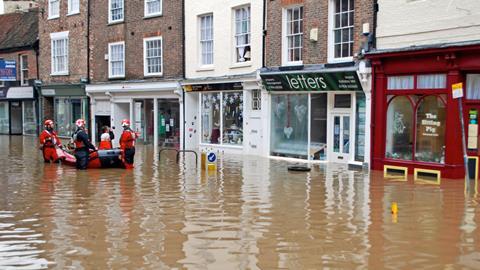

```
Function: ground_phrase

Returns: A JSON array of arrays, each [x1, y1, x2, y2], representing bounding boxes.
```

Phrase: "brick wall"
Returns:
[[89, 0, 184, 82], [0, 49, 38, 82], [38, 0, 88, 84], [266, 0, 373, 67]]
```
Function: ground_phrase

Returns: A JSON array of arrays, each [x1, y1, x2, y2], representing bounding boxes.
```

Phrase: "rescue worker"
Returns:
[[39, 119, 63, 163], [98, 126, 113, 150], [72, 119, 96, 170], [119, 119, 138, 169]]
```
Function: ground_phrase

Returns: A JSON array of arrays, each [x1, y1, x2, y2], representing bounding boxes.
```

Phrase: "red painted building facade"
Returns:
[[367, 42, 480, 179]]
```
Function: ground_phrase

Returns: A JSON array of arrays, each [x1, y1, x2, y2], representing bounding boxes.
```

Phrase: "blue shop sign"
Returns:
[[0, 60, 17, 81]]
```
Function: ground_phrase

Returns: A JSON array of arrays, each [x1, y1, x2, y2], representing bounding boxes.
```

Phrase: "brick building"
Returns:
[[0, 9, 39, 136], [38, 0, 89, 137], [259, 0, 374, 166], [86, 0, 184, 148]]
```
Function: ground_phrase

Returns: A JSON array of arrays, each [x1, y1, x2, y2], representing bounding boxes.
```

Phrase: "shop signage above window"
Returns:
[[260, 71, 362, 92], [0, 60, 17, 81], [184, 82, 243, 92]]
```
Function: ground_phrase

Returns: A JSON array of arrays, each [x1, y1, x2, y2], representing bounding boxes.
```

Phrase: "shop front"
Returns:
[[86, 81, 182, 148], [41, 84, 88, 138], [0, 85, 38, 135], [182, 76, 265, 156], [368, 42, 480, 179], [260, 67, 369, 166]]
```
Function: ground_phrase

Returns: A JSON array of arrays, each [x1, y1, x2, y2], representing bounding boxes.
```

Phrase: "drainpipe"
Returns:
[[369, 0, 379, 167], [34, 40, 41, 136], [87, 0, 91, 82], [182, 0, 186, 152], [262, 0, 267, 68], [372, 0, 378, 49]]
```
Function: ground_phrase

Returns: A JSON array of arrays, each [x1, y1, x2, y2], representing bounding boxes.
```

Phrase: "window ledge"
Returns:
[[230, 62, 252, 69], [48, 15, 60, 20], [51, 72, 69, 76], [328, 57, 354, 64], [108, 20, 124, 26], [282, 61, 303, 66], [144, 73, 163, 78], [108, 76, 125, 80], [144, 13, 163, 19], [67, 12, 80, 17], [200, 143, 243, 149], [196, 66, 215, 72]]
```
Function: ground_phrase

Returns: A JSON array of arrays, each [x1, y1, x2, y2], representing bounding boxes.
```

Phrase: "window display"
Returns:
[[23, 101, 36, 135], [271, 94, 308, 158], [310, 94, 327, 160], [385, 96, 413, 160], [201, 93, 220, 144], [55, 98, 86, 137], [355, 93, 366, 162], [415, 96, 446, 163], [0, 102, 9, 134], [222, 92, 243, 145]]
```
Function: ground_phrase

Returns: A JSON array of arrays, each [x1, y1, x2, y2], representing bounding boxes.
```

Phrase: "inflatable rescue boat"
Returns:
[[57, 148, 126, 169]]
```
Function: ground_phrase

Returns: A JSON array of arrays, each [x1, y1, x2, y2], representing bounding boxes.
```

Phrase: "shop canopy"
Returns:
[[0, 87, 34, 100]]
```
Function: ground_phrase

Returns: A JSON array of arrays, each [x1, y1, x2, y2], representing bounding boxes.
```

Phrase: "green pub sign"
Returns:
[[260, 71, 362, 92]]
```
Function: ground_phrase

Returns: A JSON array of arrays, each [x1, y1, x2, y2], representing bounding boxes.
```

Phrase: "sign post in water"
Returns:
[[453, 82, 470, 189], [207, 152, 217, 171]]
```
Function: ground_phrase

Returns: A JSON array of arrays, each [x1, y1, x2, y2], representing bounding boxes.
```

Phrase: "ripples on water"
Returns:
[[0, 135, 479, 269]]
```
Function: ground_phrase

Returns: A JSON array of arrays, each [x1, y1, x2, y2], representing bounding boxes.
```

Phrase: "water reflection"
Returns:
[[0, 136, 479, 269]]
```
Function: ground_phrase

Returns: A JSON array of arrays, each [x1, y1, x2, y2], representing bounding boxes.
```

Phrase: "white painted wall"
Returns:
[[184, 0, 263, 79], [377, 0, 480, 49]]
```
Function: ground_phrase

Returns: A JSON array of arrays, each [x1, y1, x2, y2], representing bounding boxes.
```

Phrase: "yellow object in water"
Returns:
[[207, 163, 216, 171], [201, 152, 206, 170], [391, 202, 398, 214]]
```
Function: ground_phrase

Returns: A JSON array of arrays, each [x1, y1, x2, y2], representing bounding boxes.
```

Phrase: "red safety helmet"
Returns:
[[121, 119, 130, 127], [75, 119, 86, 128], [44, 119, 54, 127]]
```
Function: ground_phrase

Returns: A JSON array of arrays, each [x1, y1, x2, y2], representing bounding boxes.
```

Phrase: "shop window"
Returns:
[[234, 6, 251, 63], [201, 93, 220, 144], [466, 74, 480, 100], [222, 92, 243, 145], [387, 76, 414, 90], [200, 14, 214, 66], [334, 94, 351, 108], [0, 102, 9, 134], [283, 6, 303, 65], [417, 74, 446, 89], [385, 96, 414, 160], [355, 92, 366, 162], [23, 101, 36, 135], [415, 96, 446, 163], [55, 98, 85, 137], [271, 94, 309, 158], [251, 89, 261, 110]]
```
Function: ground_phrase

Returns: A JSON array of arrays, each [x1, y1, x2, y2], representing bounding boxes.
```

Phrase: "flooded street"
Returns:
[[0, 136, 479, 269]]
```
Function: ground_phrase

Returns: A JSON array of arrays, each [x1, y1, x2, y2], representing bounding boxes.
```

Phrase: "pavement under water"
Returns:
[[0, 135, 479, 269]]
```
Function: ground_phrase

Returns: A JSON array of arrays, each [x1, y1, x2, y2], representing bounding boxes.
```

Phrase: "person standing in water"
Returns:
[[39, 119, 63, 163], [119, 119, 138, 169], [98, 126, 113, 150], [72, 119, 96, 170]]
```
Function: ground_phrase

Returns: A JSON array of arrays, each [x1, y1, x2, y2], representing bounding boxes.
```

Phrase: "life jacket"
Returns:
[[72, 129, 86, 149], [40, 129, 58, 147], [99, 133, 112, 150], [120, 129, 136, 149]]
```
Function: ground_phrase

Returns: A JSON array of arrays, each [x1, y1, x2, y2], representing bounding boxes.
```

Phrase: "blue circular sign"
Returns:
[[207, 152, 216, 162]]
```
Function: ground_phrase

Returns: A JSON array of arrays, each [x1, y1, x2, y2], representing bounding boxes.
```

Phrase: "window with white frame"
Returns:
[[145, 0, 162, 17], [109, 0, 124, 23], [51, 32, 69, 75], [20, 55, 29, 86], [234, 6, 251, 63], [332, 0, 354, 59], [251, 89, 261, 110], [109, 42, 125, 78], [48, 0, 60, 19], [68, 0, 80, 15], [144, 37, 163, 76], [284, 6, 303, 64], [200, 14, 214, 66]]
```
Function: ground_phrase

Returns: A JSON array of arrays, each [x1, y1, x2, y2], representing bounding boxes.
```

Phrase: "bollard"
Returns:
[[391, 202, 398, 214], [201, 152, 206, 170]]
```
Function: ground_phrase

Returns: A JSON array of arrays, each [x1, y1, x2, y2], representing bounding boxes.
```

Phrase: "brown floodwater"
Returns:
[[0, 135, 480, 269]]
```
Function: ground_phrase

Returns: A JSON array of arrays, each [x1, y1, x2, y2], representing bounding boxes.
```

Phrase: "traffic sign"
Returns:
[[207, 152, 216, 163]]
